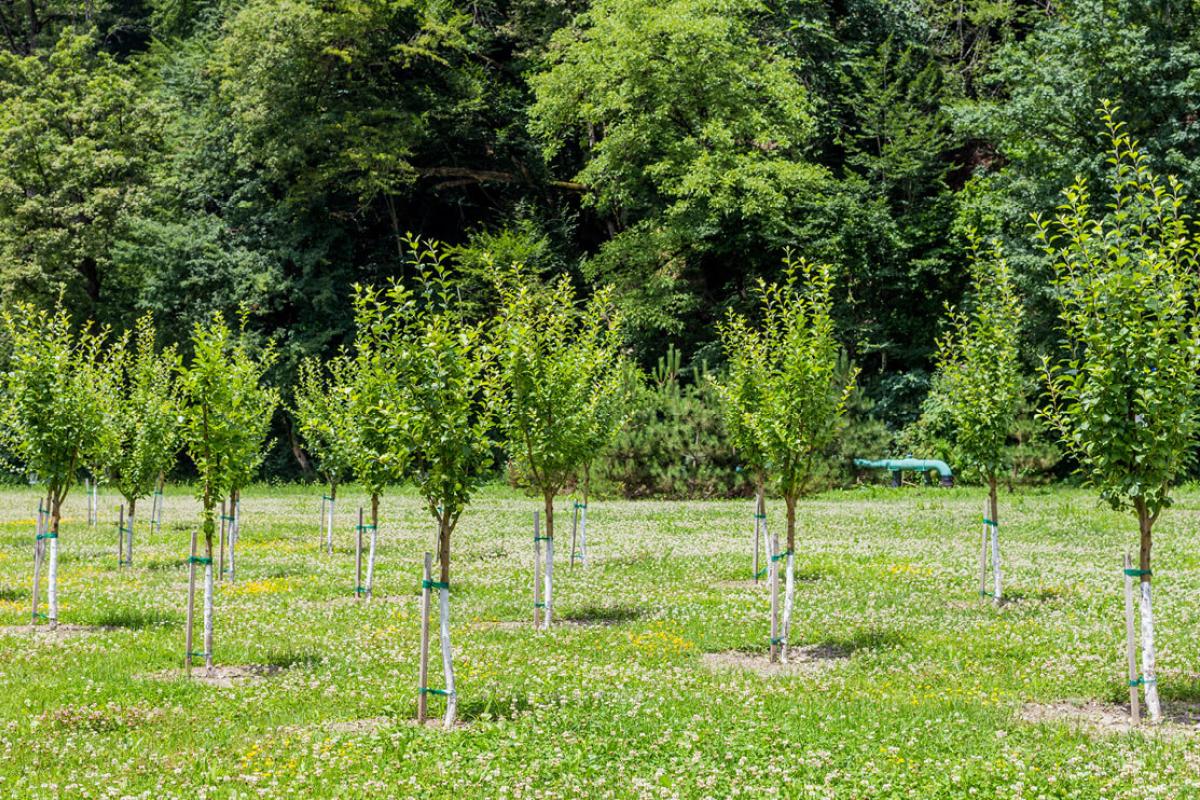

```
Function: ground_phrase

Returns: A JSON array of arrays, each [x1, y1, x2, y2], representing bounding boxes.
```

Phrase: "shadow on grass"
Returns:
[[93, 608, 180, 629], [1002, 586, 1069, 605], [451, 692, 534, 722], [560, 604, 643, 625], [261, 650, 321, 669]]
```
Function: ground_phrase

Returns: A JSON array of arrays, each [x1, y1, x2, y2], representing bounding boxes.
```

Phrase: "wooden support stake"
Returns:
[[768, 533, 780, 662], [117, 505, 126, 567], [753, 489, 762, 583], [30, 501, 44, 628], [218, 499, 227, 579], [185, 528, 198, 675], [320, 495, 327, 552], [570, 502, 579, 569], [355, 507, 363, 599], [979, 498, 988, 598], [418, 552, 432, 724], [229, 498, 238, 583], [533, 511, 542, 629], [126, 508, 135, 567], [1124, 551, 1141, 725]]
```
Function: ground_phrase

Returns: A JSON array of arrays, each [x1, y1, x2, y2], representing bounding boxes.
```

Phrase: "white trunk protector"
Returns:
[[543, 537, 554, 629], [990, 523, 1002, 603], [781, 551, 795, 663], [439, 587, 457, 728], [203, 562, 214, 671], [1140, 580, 1162, 722], [47, 535, 59, 627], [365, 525, 377, 597], [579, 506, 588, 566]]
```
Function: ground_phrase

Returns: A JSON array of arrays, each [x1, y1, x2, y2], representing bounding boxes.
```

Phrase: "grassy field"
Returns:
[[2, 483, 1200, 798]]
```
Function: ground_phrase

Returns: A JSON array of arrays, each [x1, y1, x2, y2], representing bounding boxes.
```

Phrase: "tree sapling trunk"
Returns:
[[1136, 500, 1162, 722], [542, 492, 555, 629], [47, 494, 62, 630], [780, 494, 797, 662], [365, 492, 379, 598], [988, 476, 1001, 606]]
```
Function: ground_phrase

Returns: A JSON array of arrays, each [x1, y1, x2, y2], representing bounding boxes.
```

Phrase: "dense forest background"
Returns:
[[1, 0, 1197, 490]]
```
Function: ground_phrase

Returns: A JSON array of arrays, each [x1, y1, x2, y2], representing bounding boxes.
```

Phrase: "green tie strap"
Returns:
[[982, 517, 997, 527], [220, 515, 235, 522], [355, 586, 367, 594], [33, 612, 48, 619], [357, 524, 376, 531], [188, 556, 212, 565], [419, 687, 450, 696], [322, 495, 332, 501], [771, 549, 793, 562], [1124, 568, 1152, 577], [753, 513, 767, 520], [36, 533, 57, 540], [533, 535, 551, 542], [979, 590, 994, 597], [422, 579, 449, 591], [1129, 675, 1157, 687], [533, 601, 545, 607], [769, 636, 784, 644], [754, 567, 768, 579], [574, 502, 587, 510]]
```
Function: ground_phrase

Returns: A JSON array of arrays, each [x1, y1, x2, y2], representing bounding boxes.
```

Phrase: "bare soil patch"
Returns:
[[1019, 700, 1200, 736], [702, 644, 849, 677], [138, 664, 286, 687]]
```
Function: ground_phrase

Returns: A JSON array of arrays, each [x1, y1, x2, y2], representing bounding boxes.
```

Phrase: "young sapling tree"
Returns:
[[111, 315, 181, 567], [178, 312, 278, 672], [294, 357, 354, 552], [345, 289, 410, 599], [571, 343, 636, 567], [1038, 105, 1200, 724], [374, 239, 495, 728], [931, 234, 1024, 605], [721, 258, 856, 663], [493, 272, 623, 628], [0, 300, 120, 629], [715, 314, 773, 581]]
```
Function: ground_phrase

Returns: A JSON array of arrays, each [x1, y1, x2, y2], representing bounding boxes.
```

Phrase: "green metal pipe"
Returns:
[[853, 458, 954, 486]]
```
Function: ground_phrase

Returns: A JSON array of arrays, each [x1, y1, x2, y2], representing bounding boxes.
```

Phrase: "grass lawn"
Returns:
[[2, 483, 1200, 798]]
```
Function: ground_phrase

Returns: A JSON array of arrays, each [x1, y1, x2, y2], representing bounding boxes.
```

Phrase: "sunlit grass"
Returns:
[[0, 482, 1198, 797]]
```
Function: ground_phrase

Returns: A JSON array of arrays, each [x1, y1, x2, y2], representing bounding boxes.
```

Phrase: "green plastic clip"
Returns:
[[533, 602, 545, 607], [422, 579, 449, 591], [188, 556, 212, 565], [769, 637, 784, 644], [1129, 676, 1157, 687], [1124, 568, 1152, 577], [220, 515, 235, 522], [771, 549, 793, 562], [419, 687, 450, 696], [357, 524, 377, 531], [36, 533, 57, 540], [355, 586, 367, 594], [753, 513, 767, 520], [533, 535, 551, 542], [982, 517, 998, 526]]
